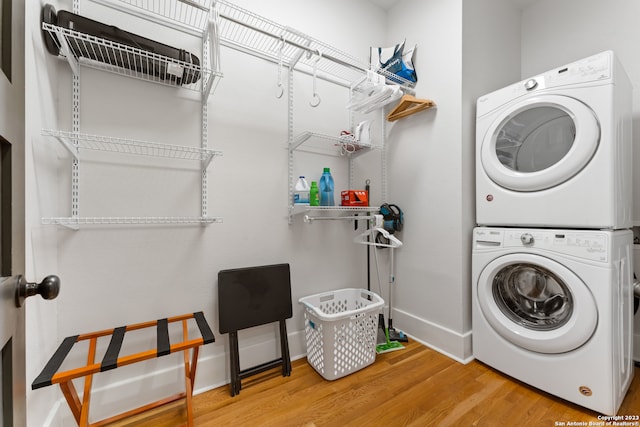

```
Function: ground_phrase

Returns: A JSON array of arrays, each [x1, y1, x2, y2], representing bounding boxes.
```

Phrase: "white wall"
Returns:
[[383, 0, 520, 362], [519, 0, 640, 365], [521, 0, 640, 221], [460, 0, 521, 349], [25, 0, 389, 424], [25, 0, 72, 424]]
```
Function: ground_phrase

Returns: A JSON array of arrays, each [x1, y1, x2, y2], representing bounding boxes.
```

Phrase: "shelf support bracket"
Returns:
[[201, 19, 218, 103], [54, 28, 80, 76], [48, 133, 79, 161]]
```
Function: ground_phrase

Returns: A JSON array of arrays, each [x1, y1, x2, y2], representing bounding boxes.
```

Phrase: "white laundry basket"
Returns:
[[298, 288, 384, 380]]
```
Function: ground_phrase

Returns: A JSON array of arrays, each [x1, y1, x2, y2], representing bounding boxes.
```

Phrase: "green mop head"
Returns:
[[376, 328, 405, 354]]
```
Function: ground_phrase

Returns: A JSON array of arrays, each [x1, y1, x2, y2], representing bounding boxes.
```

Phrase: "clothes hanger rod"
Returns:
[[304, 214, 376, 223], [218, 12, 367, 74], [179, 0, 210, 12]]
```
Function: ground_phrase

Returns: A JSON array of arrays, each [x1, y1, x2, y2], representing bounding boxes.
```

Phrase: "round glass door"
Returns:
[[493, 263, 572, 331], [477, 253, 597, 354], [480, 95, 600, 192]]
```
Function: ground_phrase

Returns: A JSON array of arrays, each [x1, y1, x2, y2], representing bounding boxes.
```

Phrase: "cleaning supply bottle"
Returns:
[[294, 176, 310, 204], [309, 181, 319, 206], [319, 167, 335, 206]]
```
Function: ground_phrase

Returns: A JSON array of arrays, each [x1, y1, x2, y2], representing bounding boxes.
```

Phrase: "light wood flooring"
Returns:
[[107, 340, 640, 426]]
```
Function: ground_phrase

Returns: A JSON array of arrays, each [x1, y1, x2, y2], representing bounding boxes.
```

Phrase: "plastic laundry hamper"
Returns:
[[298, 288, 384, 380]]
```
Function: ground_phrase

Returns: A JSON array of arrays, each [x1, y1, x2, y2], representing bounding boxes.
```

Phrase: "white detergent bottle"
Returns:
[[294, 176, 310, 204]]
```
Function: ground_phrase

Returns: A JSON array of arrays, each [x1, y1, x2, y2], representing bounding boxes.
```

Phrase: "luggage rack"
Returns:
[[32, 312, 215, 427]]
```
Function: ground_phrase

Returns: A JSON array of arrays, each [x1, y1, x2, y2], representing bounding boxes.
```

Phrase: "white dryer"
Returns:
[[476, 51, 632, 229], [472, 227, 634, 415]]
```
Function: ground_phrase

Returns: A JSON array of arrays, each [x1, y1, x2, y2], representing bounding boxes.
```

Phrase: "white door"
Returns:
[[0, 0, 25, 424], [480, 95, 600, 192], [476, 253, 598, 354], [0, 136, 26, 427], [0, 1, 43, 425]]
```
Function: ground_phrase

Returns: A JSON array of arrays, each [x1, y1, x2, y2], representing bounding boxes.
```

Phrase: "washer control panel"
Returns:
[[524, 79, 538, 91], [520, 233, 535, 245], [473, 228, 609, 262]]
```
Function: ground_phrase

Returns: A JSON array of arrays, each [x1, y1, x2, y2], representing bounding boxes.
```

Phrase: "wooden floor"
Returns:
[[106, 340, 640, 426]]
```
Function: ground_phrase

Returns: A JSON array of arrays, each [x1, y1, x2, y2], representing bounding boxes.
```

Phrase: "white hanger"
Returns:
[[353, 215, 403, 248], [347, 71, 402, 113], [362, 85, 402, 114]]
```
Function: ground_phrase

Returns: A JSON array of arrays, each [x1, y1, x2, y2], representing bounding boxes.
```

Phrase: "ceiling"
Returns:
[[368, 0, 539, 11]]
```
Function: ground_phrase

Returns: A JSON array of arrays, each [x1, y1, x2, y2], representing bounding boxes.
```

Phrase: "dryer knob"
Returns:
[[524, 79, 538, 91], [520, 233, 535, 246]]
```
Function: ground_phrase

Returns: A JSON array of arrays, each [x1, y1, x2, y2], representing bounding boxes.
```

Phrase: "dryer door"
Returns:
[[477, 253, 597, 353], [480, 95, 600, 192]]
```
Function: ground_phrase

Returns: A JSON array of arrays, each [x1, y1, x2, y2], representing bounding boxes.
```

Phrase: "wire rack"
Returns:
[[214, 0, 371, 85], [104, 0, 214, 31], [298, 206, 380, 222], [43, 130, 222, 167], [42, 22, 220, 94], [41, 216, 223, 229], [291, 132, 381, 157]]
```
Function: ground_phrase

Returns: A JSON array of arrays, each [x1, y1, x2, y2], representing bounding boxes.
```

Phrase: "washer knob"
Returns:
[[520, 233, 535, 246], [524, 79, 538, 91]]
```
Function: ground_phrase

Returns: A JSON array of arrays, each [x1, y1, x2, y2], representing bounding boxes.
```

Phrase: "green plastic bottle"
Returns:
[[309, 181, 320, 206]]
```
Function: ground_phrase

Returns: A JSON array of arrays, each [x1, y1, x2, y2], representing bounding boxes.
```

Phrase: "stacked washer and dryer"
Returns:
[[472, 51, 634, 415]]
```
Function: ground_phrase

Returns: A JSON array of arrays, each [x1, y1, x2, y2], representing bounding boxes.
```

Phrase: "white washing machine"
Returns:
[[472, 227, 634, 415], [476, 51, 632, 229]]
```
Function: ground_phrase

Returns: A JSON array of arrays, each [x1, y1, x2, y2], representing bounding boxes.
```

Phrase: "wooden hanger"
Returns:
[[386, 94, 435, 121]]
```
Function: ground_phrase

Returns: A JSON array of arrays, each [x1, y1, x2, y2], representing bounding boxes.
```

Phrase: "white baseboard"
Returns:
[[391, 307, 474, 364]]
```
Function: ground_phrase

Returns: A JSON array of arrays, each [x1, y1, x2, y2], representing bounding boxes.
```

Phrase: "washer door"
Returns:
[[477, 253, 597, 354], [480, 95, 600, 192]]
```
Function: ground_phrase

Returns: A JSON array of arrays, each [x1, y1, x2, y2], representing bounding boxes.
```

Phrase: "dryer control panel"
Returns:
[[544, 51, 611, 88], [473, 227, 609, 263], [477, 50, 613, 117]]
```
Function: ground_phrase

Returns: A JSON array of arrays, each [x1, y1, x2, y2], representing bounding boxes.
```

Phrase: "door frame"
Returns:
[[0, 0, 27, 425]]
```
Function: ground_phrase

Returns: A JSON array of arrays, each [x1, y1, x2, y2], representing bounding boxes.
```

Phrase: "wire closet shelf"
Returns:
[[43, 130, 222, 167], [42, 216, 222, 229], [86, 0, 414, 89], [40, 130, 224, 228], [44, 0, 222, 97], [213, 0, 415, 87], [107, 0, 214, 30], [291, 132, 382, 157]]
